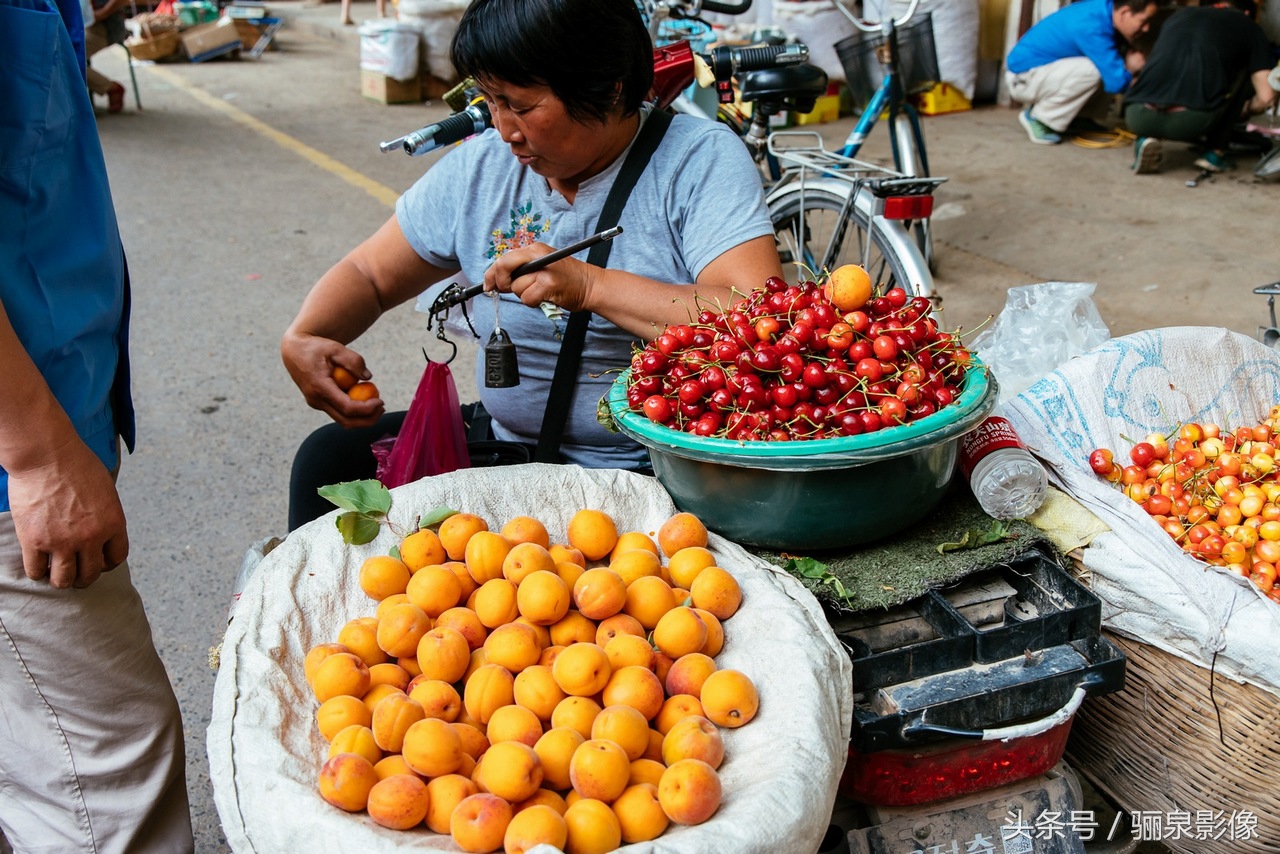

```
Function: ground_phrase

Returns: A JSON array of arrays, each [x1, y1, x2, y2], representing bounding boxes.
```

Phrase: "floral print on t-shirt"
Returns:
[[485, 199, 568, 337], [487, 200, 551, 260]]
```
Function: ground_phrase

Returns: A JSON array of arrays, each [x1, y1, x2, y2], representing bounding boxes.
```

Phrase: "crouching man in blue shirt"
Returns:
[[1006, 0, 1159, 144]]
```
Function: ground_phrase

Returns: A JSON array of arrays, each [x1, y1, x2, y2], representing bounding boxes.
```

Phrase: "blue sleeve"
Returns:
[[1079, 28, 1131, 94]]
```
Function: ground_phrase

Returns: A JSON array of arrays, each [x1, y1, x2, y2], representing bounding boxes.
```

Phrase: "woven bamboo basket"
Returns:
[[1065, 630, 1280, 854]]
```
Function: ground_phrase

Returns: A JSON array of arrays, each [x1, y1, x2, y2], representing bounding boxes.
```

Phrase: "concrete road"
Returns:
[[91, 13, 466, 848], [84, 4, 1274, 850]]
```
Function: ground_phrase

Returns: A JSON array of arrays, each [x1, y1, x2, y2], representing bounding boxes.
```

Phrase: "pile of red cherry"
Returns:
[[622, 276, 973, 442]]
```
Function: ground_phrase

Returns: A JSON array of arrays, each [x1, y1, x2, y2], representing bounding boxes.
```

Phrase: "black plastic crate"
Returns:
[[835, 593, 974, 691], [835, 13, 940, 113], [833, 542, 1126, 752], [945, 547, 1103, 663], [851, 635, 1126, 752]]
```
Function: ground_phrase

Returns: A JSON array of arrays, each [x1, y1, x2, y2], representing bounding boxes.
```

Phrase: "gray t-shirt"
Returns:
[[396, 109, 773, 469]]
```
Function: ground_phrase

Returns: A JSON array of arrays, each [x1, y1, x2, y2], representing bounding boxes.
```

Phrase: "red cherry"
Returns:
[[642, 395, 672, 423]]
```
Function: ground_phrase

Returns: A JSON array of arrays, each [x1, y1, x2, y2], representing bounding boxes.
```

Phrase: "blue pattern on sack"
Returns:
[[1017, 329, 1280, 475]]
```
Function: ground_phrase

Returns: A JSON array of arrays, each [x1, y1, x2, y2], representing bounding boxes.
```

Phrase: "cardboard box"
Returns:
[[180, 19, 241, 62], [360, 69, 421, 105]]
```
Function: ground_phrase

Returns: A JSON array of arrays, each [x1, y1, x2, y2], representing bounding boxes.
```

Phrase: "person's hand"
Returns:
[[484, 243, 601, 314], [1245, 68, 1278, 116], [281, 331, 384, 428], [1125, 50, 1147, 74], [6, 440, 127, 589]]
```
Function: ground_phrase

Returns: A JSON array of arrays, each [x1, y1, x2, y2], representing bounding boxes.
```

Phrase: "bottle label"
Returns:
[[959, 416, 1026, 479]]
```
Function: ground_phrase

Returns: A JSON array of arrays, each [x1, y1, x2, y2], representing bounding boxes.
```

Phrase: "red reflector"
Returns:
[[882, 195, 934, 220]]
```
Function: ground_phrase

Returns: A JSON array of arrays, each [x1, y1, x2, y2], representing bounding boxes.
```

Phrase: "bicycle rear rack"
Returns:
[[767, 131, 947, 198]]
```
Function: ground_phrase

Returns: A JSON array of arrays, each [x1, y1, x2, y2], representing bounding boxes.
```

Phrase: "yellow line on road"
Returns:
[[146, 65, 399, 209]]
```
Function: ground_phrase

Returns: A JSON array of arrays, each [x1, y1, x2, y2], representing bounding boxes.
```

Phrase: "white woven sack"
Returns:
[[208, 464, 852, 853], [861, 0, 980, 100], [772, 0, 858, 83], [397, 0, 468, 81], [358, 21, 421, 82], [1003, 326, 1280, 697]]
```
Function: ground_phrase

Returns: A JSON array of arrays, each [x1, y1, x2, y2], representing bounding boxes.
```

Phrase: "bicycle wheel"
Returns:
[[767, 179, 932, 299], [890, 109, 935, 272]]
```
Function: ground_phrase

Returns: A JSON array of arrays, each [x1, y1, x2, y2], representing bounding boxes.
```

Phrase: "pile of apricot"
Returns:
[[304, 508, 759, 853]]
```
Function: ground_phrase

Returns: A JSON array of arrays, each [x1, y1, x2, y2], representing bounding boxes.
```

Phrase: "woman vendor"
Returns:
[[281, 0, 782, 529]]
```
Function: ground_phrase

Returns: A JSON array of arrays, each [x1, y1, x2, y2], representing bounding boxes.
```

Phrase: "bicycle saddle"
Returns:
[[739, 64, 828, 113]]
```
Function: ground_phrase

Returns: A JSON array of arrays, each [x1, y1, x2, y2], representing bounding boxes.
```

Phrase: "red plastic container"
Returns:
[[839, 715, 1075, 807]]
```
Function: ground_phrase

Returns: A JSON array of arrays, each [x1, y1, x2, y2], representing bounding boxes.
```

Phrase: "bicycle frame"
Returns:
[[829, 0, 929, 174], [765, 132, 936, 294], [835, 35, 926, 175]]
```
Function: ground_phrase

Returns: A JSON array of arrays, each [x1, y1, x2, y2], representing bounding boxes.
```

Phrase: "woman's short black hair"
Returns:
[[451, 0, 654, 124]]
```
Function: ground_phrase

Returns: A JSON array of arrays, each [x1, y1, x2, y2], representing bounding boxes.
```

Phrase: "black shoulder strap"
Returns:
[[534, 109, 674, 463]]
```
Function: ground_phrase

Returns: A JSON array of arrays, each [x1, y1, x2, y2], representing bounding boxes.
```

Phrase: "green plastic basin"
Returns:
[[608, 363, 998, 550]]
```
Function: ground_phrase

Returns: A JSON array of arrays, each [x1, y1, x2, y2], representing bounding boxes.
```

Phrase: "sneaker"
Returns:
[[107, 83, 125, 114], [1132, 137, 1162, 174], [1194, 150, 1234, 172], [1019, 108, 1062, 145]]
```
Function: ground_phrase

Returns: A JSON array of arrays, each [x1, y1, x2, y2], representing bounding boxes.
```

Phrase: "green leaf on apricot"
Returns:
[[418, 506, 459, 529], [336, 511, 381, 546], [318, 480, 391, 516]]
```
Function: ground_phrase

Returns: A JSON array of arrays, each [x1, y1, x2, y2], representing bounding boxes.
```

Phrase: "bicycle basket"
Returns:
[[835, 12, 940, 113]]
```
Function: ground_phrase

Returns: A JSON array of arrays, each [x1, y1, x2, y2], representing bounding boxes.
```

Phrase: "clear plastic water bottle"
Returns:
[[959, 415, 1048, 520]]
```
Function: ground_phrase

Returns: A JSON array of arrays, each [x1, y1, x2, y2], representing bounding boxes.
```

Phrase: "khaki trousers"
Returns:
[[83, 22, 117, 96], [1005, 56, 1104, 132], [0, 513, 193, 854]]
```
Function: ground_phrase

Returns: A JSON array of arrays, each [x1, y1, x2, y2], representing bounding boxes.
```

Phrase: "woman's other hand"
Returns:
[[281, 332, 384, 428], [281, 215, 457, 428]]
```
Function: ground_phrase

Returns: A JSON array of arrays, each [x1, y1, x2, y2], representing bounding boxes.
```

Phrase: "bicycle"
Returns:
[[660, 3, 942, 300], [381, 0, 941, 300], [635, 0, 941, 298], [827, 0, 940, 267]]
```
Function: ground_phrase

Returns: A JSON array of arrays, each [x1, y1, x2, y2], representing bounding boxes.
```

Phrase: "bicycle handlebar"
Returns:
[[720, 43, 808, 73], [379, 101, 493, 157], [698, 0, 752, 14], [831, 0, 923, 33], [695, 42, 809, 89], [644, 0, 752, 24]]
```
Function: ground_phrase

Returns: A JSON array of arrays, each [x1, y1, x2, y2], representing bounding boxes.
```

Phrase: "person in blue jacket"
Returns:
[[0, 0, 194, 850], [1006, 0, 1160, 145]]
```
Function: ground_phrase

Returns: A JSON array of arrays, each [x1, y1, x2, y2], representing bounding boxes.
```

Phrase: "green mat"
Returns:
[[751, 480, 1050, 615]]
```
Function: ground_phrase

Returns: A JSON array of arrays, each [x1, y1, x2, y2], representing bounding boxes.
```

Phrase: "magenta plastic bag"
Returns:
[[373, 361, 471, 489]]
